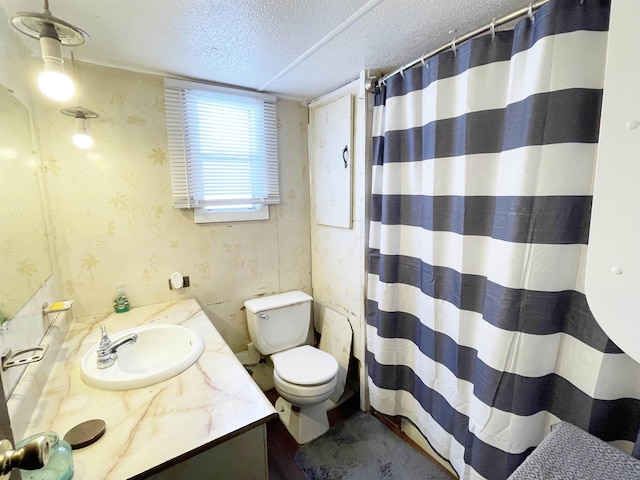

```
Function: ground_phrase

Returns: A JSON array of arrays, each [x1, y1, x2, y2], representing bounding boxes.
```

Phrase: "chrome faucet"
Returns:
[[96, 326, 138, 369]]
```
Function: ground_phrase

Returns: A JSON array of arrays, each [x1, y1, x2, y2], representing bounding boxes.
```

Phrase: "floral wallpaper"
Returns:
[[33, 62, 312, 352]]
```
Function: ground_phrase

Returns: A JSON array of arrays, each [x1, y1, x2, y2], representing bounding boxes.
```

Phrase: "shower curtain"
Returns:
[[366, 0, 640, 478]]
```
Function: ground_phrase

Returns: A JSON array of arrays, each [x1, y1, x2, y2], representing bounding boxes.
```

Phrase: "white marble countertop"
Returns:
[[14, 299, 277, 479]]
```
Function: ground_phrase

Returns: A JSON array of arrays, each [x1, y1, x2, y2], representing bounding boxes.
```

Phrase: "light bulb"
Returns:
[[38, 36, 75, 101], [72, 116, 93, 149], [38, 69, 75, 101], [72, 132, 93, 149]]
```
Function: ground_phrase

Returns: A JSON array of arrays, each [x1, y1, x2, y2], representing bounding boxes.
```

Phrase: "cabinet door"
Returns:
[[148, 425, 268, 479], [309, 95, 353, 229], [585, 0, 640, 363]]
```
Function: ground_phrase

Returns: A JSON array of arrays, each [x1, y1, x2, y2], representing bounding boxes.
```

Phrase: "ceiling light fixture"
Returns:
[[10, 0, 88, 101], [60, 107, 99, 149]]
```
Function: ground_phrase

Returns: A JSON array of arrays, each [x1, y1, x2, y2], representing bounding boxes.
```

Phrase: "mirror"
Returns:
[[0, 84, 52, 321]]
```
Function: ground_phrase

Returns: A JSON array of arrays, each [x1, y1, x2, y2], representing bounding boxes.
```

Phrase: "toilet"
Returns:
[[244, 291, 342, 444]]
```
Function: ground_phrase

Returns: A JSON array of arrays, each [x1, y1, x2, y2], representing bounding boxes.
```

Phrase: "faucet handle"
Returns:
[[0, 435, 50, 477], [98, 326, 111, 350]]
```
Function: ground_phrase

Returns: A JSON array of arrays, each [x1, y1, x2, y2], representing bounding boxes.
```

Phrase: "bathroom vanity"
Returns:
[[7, 299, 277, 479]]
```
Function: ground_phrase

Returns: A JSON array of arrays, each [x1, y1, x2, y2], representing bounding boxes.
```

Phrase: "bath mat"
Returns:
[[294, 412, 452, 479]]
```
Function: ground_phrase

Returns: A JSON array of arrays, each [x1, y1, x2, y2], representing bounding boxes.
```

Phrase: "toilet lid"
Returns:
[[271, 345, 338, 386]]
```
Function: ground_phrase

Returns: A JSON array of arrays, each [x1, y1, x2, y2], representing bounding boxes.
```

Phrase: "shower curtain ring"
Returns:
[[400, 69, 405, 79], [490, 18, 496, 40], [528, 2, 535, 23], [449, 29, 457, 57]]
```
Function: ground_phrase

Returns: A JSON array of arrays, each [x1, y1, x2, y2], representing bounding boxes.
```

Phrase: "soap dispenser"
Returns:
[[113, 284, 130, 313]]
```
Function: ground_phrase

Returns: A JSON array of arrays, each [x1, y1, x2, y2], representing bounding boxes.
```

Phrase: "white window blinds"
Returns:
[[164, 78, 279, 209]]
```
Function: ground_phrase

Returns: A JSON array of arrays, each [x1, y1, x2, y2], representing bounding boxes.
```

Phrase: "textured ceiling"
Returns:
[[0, 0, 534, 101]]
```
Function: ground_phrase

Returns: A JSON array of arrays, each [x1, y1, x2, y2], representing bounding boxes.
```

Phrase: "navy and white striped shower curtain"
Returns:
[[366, 0, 640, 478]]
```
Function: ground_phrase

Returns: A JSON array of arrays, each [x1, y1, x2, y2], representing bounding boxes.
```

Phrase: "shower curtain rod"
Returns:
[[375, 0, 551, 87]]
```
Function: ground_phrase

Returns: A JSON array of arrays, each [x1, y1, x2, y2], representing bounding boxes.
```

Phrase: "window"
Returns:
[[164, 78, 279, 223]]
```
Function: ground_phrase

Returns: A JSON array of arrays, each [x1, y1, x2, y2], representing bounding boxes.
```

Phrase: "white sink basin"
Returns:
[[81, 324, 205, 390]]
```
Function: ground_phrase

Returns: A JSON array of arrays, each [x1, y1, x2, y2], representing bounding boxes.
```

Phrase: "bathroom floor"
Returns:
[[265, 388, 361, 480]]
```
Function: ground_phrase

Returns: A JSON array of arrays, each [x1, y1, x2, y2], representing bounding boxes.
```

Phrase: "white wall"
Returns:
[[0, 16, 30, 108]]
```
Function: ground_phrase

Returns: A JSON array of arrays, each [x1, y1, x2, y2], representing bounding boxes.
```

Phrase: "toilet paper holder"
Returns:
[[168, 272, 190, 290]]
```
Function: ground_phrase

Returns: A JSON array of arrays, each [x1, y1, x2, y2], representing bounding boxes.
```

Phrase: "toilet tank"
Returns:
[[244, 291, 313, 355]]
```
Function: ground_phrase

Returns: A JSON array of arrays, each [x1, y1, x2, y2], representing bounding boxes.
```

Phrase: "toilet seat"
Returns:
[[271, 345, 338, 386], [273, 368, 337, 399]]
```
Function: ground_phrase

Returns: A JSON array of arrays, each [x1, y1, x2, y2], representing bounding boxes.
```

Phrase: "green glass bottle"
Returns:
[[113, 284, 130, 313]]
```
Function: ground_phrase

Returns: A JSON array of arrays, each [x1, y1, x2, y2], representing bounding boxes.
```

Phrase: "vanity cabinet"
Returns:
[[8, 299, 276, 480]]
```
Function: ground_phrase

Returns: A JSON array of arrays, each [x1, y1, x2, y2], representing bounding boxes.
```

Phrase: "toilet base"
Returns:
[[275, 396, 329, 444]]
